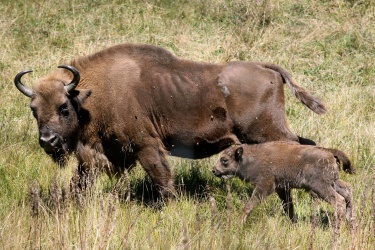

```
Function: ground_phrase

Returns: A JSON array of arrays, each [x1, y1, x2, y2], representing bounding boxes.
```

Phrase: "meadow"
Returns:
[[0, 0, 374, 249]]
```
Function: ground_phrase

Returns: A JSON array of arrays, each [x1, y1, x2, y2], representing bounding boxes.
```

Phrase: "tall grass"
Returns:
[[0, 0, 374, 249]]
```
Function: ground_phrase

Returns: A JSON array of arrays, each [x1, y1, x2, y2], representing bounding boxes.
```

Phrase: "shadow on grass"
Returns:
[[27, 162, 335, 229], [127, 163, 252, 210], [128, 165, 214, 208]]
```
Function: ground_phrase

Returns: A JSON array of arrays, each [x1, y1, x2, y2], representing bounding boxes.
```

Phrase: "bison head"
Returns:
[[14, 65, 91, 166]]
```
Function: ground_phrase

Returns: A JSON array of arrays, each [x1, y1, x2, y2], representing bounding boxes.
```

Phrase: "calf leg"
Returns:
[[334, 180, 354, 222], [242, 180, 275, 223], [276, 188, 296, 222], [137, 143, 176, 199], [312, 185, 346, 221]]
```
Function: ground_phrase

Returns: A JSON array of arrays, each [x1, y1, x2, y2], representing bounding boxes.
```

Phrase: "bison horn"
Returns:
[[14, 70, 34, 98], [58, 65, 80, 92]]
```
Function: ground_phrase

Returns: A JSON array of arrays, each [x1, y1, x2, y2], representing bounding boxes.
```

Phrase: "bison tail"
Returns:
[[262, 63, 327, 115], [327, 148, 356, 174]]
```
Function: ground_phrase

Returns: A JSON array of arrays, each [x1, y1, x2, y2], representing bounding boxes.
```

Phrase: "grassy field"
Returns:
[[0, 0, 374, 249]]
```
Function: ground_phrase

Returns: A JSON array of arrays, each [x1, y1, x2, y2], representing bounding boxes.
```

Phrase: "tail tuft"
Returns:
[[327, 148, 356, 174], [294, 87, 327, 114]]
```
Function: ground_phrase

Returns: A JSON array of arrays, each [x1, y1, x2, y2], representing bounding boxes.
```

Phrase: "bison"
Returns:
[[14, 43, 326, 197], [212, 142, 355, 223]]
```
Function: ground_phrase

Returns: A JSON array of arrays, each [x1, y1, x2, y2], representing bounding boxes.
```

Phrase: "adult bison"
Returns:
[[14, 43, 325, 197]]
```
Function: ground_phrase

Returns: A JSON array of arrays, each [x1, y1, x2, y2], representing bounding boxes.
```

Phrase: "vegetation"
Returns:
[[0, 0, 374, 249]]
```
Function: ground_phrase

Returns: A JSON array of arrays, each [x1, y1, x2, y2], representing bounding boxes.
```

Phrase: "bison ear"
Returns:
[[75, 89, 92, 104], [235, 147, 243, 161], [70, 89, 92, 110]]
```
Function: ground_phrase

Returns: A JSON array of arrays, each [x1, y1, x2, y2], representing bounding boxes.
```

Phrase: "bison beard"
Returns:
[[14, 43, 326, 199]]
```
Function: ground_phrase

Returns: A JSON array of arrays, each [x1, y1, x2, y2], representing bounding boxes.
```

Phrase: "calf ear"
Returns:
[[235, 147, 243, 161]]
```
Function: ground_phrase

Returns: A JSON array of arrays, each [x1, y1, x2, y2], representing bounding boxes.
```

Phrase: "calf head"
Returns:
[[14, 65, 92, 166], [213, 145, 243, 179]]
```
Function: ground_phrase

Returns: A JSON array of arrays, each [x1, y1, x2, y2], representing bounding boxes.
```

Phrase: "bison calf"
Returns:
[[212, 142, 355, 223]]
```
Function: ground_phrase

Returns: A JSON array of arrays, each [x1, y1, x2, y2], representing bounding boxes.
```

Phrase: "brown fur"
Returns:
[[16, 43, 326, 197], [212, 142, 355, 223]]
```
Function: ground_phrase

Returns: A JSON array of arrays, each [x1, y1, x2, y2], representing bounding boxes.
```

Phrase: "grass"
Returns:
[[0, 0, 374, 249]]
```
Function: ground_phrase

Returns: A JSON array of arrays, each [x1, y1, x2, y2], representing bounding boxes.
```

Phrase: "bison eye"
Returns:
[[60, 105, 70, 116], [221, 157, 229, 166]]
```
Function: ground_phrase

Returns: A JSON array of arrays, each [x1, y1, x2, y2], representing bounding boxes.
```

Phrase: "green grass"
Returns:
[[1, 0, 374, 249]]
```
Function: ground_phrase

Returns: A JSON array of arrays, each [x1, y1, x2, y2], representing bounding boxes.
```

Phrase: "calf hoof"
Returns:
[[241, 214, 248, 224], [290, 216, 297, 223]]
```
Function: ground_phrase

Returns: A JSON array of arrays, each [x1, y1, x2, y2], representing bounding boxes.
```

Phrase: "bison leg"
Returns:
[[334, 180, 354, 222], [137, 144, 176, 199], [276, 188, 296, 222], [74, 164, 97, 189], [241, 181, 275, 223], [69, 163, 97, 206]]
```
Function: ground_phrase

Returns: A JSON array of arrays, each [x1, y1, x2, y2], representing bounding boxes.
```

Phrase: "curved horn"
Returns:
[[14, 70, 34, 98], [58, 65, 80, 92]]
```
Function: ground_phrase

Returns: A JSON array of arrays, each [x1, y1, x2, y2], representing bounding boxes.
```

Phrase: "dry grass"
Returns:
[[0, 0, 374, 249]]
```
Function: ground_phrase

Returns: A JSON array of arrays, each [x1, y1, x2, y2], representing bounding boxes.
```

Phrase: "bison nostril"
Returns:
[[39, 134, 59, 148], [50, 136, 59, 147], [39, 137, 47, 147]]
